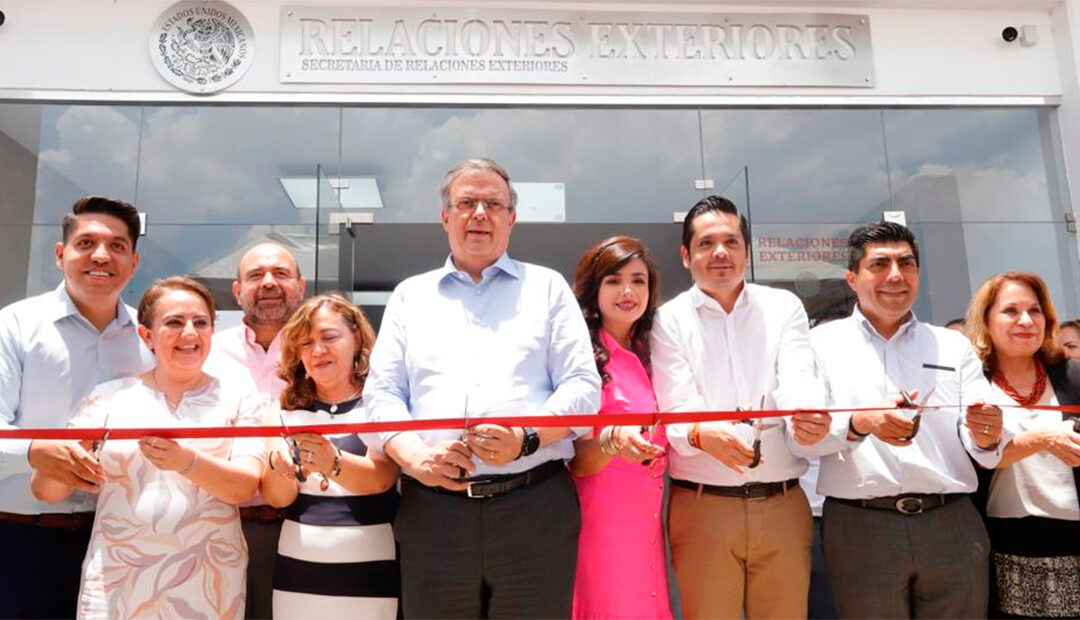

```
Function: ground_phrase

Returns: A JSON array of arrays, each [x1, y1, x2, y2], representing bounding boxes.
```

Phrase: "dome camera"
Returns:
[[1002, 26, 1018, 43], [0, 11, 6, 27]]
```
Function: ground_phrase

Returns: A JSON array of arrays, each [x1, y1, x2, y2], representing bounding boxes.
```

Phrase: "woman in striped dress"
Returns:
[[261, 294, 401, 619]]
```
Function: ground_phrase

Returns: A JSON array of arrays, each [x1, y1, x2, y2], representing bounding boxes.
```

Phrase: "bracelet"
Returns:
[[597, 427, 619, 456], [848, 416, 870, 438], [687, 423, 702, 450], [179, 450, 199, 476], [330, 447, 343, 478]]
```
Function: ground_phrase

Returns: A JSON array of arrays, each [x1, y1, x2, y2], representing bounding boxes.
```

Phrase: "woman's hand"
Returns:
[[291, 433, 338, 477], [267, 438, 301, 481], [1043, 421, 1080, 467], [605, 426, 664, 464], [138, 436, 197, 474]]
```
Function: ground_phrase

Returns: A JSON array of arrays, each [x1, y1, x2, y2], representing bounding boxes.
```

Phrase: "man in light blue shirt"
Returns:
[[0, 196, 151, 618], [363, 158, 601, 618]]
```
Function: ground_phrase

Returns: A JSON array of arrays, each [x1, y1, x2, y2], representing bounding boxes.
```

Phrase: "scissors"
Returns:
[[277, 409, 307, 482], [91, 411, 110, 460], [739, 396, 779, 469], [455, 397, 470, 482], [898, 386, 936, 441], [639, 414, 661, 467]]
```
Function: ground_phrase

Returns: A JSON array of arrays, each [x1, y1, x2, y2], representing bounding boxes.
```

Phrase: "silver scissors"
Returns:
[[277, 409, 307, 482], [91, 411, 110, 460], [639, 408, 661, 467], [739, 396, 779, 469], [455, 397, 470, 482], [899, 386, 936, 441]]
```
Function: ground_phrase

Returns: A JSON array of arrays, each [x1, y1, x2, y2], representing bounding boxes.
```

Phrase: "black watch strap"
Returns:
[[518, 427, 540, 459]]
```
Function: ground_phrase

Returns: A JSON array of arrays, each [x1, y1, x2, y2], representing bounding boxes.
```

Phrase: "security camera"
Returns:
[[1002, 26, 1018, 43], [0, 11, 6, 27]]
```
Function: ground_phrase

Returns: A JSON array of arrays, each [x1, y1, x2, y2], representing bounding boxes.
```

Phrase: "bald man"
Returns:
[[205, 243, 306, 619]]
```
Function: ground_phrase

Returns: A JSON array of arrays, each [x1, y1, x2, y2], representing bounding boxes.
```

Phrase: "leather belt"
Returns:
[[0, 510, 95, 530], [239, 505, 288, 523], [831, 493, 962, 516], [671, 477, 799, 500], [405, 460, 566, 499]]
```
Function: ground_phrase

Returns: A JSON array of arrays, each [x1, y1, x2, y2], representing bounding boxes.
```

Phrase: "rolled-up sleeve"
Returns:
[[540, 278, 600, 437], [650, 306, 710, 457], [0, 310, 28, 479], [361, 286, 415, 452]]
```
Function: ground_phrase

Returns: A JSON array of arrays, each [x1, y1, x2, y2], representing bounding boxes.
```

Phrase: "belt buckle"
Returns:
[[895, 497, 923, 515], [745, 483, 767, 501], [466, 481, 493, 499]]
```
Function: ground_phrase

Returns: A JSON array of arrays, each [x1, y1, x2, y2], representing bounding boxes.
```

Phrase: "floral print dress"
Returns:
[[69, 376, 267, 620]]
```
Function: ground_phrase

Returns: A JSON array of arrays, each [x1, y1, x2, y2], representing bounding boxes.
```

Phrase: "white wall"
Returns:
[[0, 0, 1063, 100]]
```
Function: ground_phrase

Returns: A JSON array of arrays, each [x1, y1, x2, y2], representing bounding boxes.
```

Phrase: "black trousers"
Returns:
[[0, 519, 92, 618], [395, 467, 581, 619], [241, 517, 282, 620]]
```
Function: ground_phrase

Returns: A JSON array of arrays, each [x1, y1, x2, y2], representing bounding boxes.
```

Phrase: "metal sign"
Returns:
[[280, 8, 874, 87], [150, 0, 256, 94]]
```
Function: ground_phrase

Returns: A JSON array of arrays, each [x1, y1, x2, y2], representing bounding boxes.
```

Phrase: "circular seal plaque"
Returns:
[[149, 0, 254, 94]]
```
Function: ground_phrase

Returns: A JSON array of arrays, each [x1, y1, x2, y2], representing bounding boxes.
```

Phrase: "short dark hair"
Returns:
[[846, 222, 919, 272], [61, 196, 141, 250], [681, 195, 750, 250], [945, 317, 966, 329]]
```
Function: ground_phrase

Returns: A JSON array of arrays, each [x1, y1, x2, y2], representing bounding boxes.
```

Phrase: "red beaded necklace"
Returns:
[[993, 359, 1047, 408]]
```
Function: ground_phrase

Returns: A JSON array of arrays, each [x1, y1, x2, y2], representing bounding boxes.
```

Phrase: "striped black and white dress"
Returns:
[[272, 398, 401, 619]]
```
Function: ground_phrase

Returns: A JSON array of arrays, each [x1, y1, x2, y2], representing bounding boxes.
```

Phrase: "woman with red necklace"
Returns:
[[966, 271, 1080, 619]]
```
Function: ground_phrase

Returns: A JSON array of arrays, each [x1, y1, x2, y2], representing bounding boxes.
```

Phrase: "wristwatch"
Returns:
[[518, 427, 540, 459]]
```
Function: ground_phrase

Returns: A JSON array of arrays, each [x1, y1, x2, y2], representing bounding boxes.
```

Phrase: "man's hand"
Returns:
[[27, 439, 104, 492], [466, 423, 525, 466], [402, 440, 475, 491], [849, 394, 916, 446], [791, 411, 832, 445], [964, 400, 1003, 449], [697, 422, 756, 473], [1043, 421, 1080, 467]]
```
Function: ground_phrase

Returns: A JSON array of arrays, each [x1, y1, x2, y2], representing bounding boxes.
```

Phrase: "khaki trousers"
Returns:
[[668, 483, 812, 620]]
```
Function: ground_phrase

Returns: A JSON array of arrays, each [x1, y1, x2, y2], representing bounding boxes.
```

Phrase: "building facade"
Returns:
[[0, 0, 1077, 326]]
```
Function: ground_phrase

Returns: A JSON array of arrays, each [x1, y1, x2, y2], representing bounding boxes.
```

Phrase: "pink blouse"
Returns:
[[572, 329, 672, 620]]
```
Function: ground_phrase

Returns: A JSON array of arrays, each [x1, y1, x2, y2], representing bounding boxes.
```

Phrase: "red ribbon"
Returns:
[[2, 402, 1072, 442]]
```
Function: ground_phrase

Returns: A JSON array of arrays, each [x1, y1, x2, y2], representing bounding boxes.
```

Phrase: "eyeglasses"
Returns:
[[452, 198, 510, 215]]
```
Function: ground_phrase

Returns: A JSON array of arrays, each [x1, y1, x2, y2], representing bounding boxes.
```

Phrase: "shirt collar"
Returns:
[[439, 252, 520, 285], [852, 303, 919, 342], [48, 283, 134, 328], [240, 321, 282, 352], [689, 282, 749, 316], [599, 327, 630, 356]]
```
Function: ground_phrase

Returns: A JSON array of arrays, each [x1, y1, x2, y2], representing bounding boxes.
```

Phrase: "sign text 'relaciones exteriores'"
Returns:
[[298, 17, 857, 62], [279, 8, 874, 86]]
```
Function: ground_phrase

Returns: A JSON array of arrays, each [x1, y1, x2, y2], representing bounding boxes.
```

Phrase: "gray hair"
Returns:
[[438, 158, 518, 212]]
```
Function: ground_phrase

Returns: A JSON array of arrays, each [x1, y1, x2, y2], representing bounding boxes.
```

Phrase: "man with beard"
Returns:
[[205, 242, 306, 620]]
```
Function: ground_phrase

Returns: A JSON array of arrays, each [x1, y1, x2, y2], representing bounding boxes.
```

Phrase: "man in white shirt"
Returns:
[[363, 158, 600, 618], [796, 221, 1004, 618], [0, 196, 151, 618], [651, 196, 832, 619], [204, 242, 305, 620]]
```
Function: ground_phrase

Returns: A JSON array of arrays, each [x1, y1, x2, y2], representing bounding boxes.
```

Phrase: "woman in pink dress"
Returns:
[[570, 236, 672, 620]]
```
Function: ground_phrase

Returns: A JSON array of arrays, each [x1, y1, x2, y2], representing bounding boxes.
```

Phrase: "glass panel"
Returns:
[[339, 107, 704, 224], [314, 163, 344, 294], [26, 224, 318, 313], [134, 106, 340, 225], [909, 222, 1080, 323], [883, 109, 1061, 223], [700, 109, 891, 225], [750, 222, 855, 324], [29, 104, 142, 225]]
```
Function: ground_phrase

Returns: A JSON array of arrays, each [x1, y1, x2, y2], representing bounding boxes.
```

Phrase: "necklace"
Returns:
[[322, 387, 362, 414], [993, 359, 1047, 408]]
